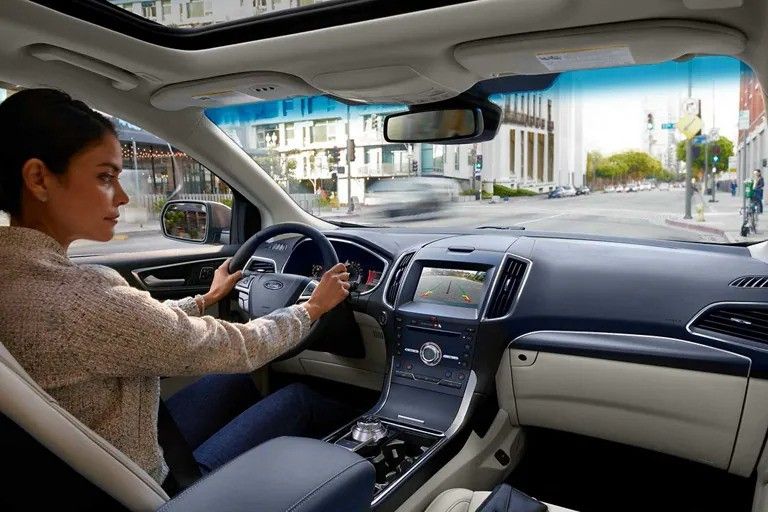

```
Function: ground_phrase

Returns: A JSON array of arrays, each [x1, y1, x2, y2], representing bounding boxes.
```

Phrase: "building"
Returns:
[[736, 62, 767, 185], [108, 0, 329, 28]]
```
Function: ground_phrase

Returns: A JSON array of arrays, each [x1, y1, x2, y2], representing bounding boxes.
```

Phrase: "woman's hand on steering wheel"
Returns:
[[302, 263, 350, 322], [203, 258, 243, 307]]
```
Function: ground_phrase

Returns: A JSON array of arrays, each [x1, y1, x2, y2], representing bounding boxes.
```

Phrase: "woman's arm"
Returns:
[[69, 262, 350, 377]]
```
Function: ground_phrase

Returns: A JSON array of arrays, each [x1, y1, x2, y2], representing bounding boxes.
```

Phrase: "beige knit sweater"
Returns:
[[0, 226, 310, 484]]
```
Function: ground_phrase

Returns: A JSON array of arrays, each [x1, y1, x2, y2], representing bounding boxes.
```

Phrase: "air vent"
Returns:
[[386, 252, 414, 306], [690, 305, 768, 345], [730, 276, 768, 288], [486, 256, 529, 319], [246, 258, 275, 273]]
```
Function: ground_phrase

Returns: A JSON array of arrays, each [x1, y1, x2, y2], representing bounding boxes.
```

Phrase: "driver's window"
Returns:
[[0, 85, 233, 257]]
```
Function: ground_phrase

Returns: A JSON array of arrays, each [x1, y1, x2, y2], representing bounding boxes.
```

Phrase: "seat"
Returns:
[[0, 341, 169, 511], [425, 488, 578, 512]]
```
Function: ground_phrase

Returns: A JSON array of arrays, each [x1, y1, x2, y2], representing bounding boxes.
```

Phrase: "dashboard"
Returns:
[[250, 227, 768, 481], [282, 238, 388, 294]]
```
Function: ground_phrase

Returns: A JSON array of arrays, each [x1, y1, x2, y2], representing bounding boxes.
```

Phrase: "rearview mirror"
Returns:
[[161, 200, 231, 244], [384, 109, 480, 143]]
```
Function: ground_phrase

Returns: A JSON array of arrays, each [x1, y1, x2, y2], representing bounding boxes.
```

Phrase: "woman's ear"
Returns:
[[20, 158, 50, 203]]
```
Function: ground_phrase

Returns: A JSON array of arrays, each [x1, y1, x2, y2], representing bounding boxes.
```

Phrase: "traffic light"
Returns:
[[475, 155, 483, 170], [411, 160, 418, 174], [647, 113, 654, 131], [346, 138, 356, 162], [371, 114, 380, 131]]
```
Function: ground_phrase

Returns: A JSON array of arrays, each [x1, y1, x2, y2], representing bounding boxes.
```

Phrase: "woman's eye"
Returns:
[[99, 174, 116, 183]]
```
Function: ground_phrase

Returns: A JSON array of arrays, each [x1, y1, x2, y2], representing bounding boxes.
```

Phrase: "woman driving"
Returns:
[[0, 89, 352, 488]]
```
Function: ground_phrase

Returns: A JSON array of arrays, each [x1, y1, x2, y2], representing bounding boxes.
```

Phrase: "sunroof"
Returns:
[[33, 0, 476, 49], [104, 0, 340, 30]]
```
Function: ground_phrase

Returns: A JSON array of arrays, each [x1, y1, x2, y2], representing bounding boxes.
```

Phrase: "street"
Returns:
[[56, 188, 754, 258], [346, 189, 747, 244]]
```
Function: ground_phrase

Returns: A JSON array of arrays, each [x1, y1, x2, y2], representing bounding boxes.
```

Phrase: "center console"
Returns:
[[325, 238, 518, 510]]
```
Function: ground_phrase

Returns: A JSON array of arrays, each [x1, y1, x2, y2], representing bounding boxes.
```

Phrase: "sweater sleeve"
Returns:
[[68, 268, 311, 378]]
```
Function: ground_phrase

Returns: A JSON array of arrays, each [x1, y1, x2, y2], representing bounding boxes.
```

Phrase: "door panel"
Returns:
[[71, 245, 237, 300]]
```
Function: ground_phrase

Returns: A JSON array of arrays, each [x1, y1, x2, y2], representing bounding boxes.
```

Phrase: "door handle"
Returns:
[[144, 275, 186, 287]]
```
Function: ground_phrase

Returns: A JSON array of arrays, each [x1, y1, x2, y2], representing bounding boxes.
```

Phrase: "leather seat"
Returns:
[[425, 488, 578, 512]]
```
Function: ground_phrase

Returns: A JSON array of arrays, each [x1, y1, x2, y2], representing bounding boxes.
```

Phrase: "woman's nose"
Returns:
[[115, 181, 130, 206]]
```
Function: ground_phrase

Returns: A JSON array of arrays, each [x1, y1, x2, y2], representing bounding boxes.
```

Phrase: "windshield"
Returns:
[[206, 56, 765, 243]]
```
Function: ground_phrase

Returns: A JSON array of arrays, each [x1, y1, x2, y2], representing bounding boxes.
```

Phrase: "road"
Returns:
[[57, 189, 743, 257], [349, 189, 733, 243]]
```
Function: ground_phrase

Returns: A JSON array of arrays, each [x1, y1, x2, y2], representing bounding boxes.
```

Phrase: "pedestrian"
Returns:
[[754, 169, 764, 213], [0, 89, 354, 491], [731, 179, 737, 197]]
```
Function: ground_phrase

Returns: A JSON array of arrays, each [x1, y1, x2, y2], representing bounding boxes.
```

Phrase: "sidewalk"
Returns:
[[663, 191, 755, 243]]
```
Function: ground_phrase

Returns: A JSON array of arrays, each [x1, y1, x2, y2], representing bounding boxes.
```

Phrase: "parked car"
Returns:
[[576, 186, 591, 195], [561, 185, 577, 197], [604, 186, 616, 193], [548, 186, 565, 198]]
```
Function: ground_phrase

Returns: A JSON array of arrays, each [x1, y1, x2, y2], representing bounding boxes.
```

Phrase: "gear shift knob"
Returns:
[[351, 416, 387, 443]]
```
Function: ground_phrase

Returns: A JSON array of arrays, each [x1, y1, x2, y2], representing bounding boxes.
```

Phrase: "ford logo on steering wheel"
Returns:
[[263, 280, 284, 290]]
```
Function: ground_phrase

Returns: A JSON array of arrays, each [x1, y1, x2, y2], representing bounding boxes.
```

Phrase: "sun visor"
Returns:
[[150, 72, 321, 111], [454, 20, 746, 77]]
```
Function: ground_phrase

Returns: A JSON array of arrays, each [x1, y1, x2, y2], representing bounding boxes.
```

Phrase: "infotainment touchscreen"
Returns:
[[412, 267, 487, 308]]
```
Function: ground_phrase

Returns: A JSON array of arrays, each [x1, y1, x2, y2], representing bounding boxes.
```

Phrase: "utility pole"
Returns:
[[346, 104, 352, 213], [684, 62, 694, 219]]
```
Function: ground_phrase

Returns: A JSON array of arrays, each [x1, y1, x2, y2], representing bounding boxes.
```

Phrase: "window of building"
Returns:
[[161, 0, 172, 17], [285, 122, 295, 144], [310, 119, 337, 143], [253, 124, 279, 149], [537, 133, 545, 181], [282, 99, 295, 116], [548, 134, 555, 182], [186, 0, 205, 18], [454, 148, 460, 170], [526, 132, 534, 179], [142, 3, 157, 19], [509, 129, 516, 173]]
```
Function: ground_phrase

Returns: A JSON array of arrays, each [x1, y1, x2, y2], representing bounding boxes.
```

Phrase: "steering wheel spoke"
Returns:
[[227, 223, 339, 357], [297, 280, 319, 304]]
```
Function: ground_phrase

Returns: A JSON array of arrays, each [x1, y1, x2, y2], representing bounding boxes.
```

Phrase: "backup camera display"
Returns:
[[413, 267, 486, 308]]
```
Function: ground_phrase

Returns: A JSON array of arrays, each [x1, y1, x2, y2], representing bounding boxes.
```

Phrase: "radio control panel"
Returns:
[[392, 314, 477, 394]]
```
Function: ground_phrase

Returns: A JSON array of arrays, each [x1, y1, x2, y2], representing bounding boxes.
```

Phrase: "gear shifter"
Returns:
[[351, 416, 387, 443]]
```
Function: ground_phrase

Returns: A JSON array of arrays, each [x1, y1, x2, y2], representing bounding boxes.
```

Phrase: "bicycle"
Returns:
[[740, 199, 760, 236]]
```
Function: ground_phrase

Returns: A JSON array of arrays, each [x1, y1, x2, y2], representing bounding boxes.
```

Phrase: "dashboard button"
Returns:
[[444, 370, 452, 378], [439, 380, 462, 389], [414, 374, 439, 383], [419, 342, 442, 366], [457, 373, 465, 380], [377, 311, 387, 326], [395, 371, 414, 379]]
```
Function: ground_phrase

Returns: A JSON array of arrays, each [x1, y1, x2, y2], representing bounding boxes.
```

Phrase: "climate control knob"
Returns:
[[420, 342, 442, 366]]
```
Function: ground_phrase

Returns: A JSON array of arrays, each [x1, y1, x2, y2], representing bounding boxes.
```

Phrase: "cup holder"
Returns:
[[329, 420, 439, 493]]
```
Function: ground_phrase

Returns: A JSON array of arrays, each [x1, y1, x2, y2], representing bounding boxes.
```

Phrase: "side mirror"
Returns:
[[161, 200, 231, 244]]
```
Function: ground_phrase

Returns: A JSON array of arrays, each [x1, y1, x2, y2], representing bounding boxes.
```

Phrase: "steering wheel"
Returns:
[[228, 223, 339, 354]]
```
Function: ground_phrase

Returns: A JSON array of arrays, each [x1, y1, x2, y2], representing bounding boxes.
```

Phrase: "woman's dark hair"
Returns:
[[0, 88, 117, 216]]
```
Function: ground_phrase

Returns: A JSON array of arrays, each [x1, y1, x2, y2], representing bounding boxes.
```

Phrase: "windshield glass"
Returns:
[[206, 56, 766, 243]]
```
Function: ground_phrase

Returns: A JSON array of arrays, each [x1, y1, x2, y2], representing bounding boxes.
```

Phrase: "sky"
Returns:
[[554, 56, 741, 155]]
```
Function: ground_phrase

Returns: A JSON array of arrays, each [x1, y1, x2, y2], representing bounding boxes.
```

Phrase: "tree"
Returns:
[[586, 150, 603, 183], [675, 135, 734, 173], [594, 151, 670, 182]]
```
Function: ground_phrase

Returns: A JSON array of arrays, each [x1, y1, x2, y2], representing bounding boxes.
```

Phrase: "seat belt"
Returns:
[[157, 399, 202, 493]]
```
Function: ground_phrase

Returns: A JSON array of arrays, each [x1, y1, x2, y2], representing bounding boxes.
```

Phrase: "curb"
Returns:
[[664, 218, 728, 237]]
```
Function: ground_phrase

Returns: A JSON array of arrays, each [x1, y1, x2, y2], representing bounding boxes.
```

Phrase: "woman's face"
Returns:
[[45, 133, 129, 244]]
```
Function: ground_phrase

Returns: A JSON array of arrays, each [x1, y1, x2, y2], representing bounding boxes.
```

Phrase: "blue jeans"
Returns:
[[165, 374, 354, 474]]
